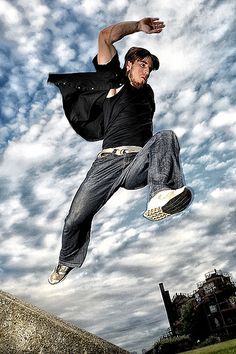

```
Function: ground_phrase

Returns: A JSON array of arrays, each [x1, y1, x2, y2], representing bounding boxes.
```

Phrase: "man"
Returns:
[[47, 18, 193, 285]]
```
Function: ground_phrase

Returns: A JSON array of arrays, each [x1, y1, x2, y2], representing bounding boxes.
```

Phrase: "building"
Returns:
[[159, 269, 236, 340]]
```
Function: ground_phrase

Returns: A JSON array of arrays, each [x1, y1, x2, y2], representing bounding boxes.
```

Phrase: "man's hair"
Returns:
[[123, 47, 160, 71]]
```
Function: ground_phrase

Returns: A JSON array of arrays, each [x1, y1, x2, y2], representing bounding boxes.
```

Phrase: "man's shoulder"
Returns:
[[92, 51, 122, 74], [144, 83, 154, 98]]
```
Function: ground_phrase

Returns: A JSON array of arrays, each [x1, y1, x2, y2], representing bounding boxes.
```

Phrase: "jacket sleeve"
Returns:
[[47, 51, 123, 141], [56, 83, 106, 141], [47, 71, 119, 141]]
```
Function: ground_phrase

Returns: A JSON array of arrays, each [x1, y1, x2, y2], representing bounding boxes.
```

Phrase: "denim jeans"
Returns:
[[59, 130, 185, 267]]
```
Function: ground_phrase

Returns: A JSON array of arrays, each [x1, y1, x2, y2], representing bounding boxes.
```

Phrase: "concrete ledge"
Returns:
[[0, 290, 130, 354]]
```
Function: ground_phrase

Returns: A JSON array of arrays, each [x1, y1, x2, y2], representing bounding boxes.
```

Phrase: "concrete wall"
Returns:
[[0, 290, 130, 354]]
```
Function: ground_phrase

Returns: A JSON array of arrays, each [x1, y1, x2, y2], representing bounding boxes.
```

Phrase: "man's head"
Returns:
[[123, 47, 159, 88]]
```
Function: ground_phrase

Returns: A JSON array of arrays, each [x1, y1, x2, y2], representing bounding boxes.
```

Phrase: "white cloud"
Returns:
[[174, 89, 197, 112], [53, 40, 76, 66], [17, 0, 50, 27], [80, 0, 104, 16], [188, 122, 212, 145], [0, 0, 22, 25], [108, 0, 129, 12], [197, 92, 213, 107], [210, 108, 236, 129], [1, 137, 54, 177], [0, 198, 29, 227]]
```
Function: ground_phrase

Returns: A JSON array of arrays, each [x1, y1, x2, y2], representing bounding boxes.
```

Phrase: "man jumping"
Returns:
[[47, 18, 193, 285]]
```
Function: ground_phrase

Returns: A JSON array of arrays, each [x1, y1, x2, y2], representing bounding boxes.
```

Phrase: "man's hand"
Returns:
[[138, 18, 165, 34]]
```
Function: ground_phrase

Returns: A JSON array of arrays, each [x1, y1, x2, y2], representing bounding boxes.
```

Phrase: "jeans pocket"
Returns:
[[123, 153, 137, 168], [95, 154, 113, 163]]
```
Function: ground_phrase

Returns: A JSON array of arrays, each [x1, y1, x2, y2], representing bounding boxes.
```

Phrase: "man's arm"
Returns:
[[97, 18, 165, 65]]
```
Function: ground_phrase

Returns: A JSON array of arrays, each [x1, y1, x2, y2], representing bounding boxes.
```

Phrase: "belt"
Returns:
[[97, 146, 142, 158]]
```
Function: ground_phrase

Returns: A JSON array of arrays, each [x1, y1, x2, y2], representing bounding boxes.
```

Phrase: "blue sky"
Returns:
[[0, 0, 236, 353]]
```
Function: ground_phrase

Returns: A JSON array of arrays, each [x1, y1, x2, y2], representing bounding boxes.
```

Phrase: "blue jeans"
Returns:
[[59, 130, 185, 267]]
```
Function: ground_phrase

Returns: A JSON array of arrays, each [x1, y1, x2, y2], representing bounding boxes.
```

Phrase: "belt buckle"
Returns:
[[114, 148, 125, 156], [98, 151, 109, 158]]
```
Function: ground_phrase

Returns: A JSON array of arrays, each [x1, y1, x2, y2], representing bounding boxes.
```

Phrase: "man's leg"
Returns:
[[122, 130, 192, 221], [48, 154, 126, 284]]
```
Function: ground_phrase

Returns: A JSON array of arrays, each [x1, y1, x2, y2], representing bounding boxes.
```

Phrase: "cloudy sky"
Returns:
[[0, 0, 235, 352]]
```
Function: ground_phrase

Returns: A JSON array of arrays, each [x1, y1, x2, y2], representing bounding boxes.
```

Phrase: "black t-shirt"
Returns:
[[93, 52, 155, 148]]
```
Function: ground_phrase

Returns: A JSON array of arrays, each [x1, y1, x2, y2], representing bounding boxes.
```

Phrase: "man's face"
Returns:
[[126, 56, 153, 88]]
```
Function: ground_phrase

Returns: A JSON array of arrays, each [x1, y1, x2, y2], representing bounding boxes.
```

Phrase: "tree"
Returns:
[[179, 301, 195, 335]]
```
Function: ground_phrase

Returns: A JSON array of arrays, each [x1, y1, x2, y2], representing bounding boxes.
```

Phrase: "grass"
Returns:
[[180, 338, 236, 354]]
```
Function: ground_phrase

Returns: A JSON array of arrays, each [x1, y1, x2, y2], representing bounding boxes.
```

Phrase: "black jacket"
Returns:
[[47, 53, 155, 141]]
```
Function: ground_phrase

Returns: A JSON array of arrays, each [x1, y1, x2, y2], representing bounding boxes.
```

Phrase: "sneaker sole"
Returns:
[[143, 207, 170, 221], [48, 267, 73, 285], [143, 187, 192, 221], [48, 274, 68, 285]]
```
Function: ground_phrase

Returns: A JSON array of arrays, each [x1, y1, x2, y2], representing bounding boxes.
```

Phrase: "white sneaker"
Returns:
[[143, 186, 192, 221], [48, 264, 73, 285]]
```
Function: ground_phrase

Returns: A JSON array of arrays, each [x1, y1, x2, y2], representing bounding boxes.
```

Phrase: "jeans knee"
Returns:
[[64, 212, 85, 231], [152, 130, 180, 151], [157, 129, 179, 143], [156, 129, 176, 139]]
